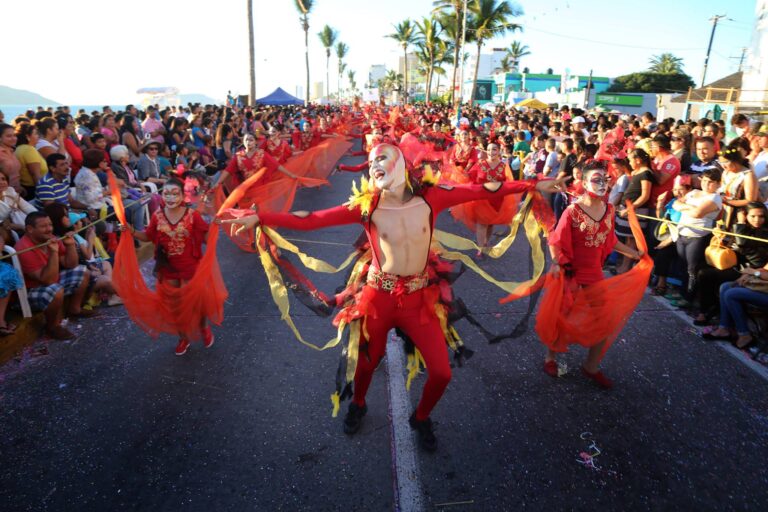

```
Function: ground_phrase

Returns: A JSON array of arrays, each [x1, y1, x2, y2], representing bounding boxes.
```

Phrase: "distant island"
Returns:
[[0, 85, 222, 107], [0, 85, 58, 105]]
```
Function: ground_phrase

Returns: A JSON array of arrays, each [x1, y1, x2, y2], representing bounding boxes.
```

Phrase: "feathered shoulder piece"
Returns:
[[346, 176, 377, 219]]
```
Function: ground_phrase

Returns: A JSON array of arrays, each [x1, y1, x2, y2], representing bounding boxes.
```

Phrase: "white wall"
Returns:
[[740, 0, 768, 111]]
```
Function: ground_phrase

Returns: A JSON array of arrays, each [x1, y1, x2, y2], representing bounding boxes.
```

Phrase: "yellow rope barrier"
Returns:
[[634, 213, 768, 244], [0, 195, 148, 261]]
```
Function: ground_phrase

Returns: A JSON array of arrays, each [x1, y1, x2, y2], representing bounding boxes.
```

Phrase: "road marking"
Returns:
[[647, 292, 768, 383], [386, 332, 426, 512]]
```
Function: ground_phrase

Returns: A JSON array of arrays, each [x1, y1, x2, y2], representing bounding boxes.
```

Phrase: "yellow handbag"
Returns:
[[705, 232, 737, 270]]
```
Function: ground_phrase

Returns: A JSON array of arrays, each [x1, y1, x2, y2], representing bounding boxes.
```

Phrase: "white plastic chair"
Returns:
[[3, 245, 32, 318], [141, 182, 158, 194]]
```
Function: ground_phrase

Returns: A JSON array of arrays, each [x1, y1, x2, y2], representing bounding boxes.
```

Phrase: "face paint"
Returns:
[[162, 186, 184, 208], [583, 170, 608, 198], [368, 144, 406, 191], [243, 135, 256, 151]]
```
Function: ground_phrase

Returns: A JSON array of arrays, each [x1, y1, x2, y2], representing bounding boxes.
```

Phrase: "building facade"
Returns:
[[739, 0, 768, 115]]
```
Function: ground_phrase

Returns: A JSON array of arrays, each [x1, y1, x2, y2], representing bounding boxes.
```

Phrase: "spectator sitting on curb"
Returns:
[[16, 211, 96, 340]]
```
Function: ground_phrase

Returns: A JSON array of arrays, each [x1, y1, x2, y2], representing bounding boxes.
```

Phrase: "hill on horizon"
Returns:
[[0, 85, 58, 105]]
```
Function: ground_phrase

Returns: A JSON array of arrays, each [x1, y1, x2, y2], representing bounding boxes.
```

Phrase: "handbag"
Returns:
[[705, 232, 737, 270]]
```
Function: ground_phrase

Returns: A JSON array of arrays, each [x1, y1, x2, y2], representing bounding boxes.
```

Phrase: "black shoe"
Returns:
[[409, 412, 437, 452], [343, 402, 367, 435]]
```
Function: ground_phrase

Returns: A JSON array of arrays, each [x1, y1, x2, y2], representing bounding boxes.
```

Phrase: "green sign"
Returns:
[[595, 93, 644, 107]]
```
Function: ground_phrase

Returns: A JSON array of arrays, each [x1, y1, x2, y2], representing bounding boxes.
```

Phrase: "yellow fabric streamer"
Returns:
[[435, 210, 546, 295], [434, 195, 533, 259], [262, 226, 359, 274], [255, 227, 341, 352], [346, 320, 361, 385], [406, 349, 425, 391], [330, 392, 341, 418]]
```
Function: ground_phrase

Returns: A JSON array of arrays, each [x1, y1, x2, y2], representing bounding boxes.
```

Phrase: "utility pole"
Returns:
[[736, 47, 748, 72], [700, 14, 726, 87]]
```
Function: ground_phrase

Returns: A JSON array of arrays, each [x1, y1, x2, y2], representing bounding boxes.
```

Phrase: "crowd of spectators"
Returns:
[[0, 101, 765, 352]]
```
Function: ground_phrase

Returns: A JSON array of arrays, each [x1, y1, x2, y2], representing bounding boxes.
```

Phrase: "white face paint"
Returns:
[[162, 185, 184, 208], [368, 144, 406, 191], [243, 135, 256, 151], [583, 169, 608, 197]]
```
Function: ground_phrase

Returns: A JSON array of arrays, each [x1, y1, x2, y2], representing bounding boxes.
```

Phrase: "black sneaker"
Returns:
[[343, 402, 367, 435], [409, 413, 437, 452]]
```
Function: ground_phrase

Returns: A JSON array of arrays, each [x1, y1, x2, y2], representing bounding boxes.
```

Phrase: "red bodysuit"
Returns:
[[259, 181, 536, 420], [145, 208, 210, 281]]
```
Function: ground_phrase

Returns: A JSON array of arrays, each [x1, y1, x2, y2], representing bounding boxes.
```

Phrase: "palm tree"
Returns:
[[318, 25, 338, 100], [338, 62, 347, 101], [648, 53, 684, 74], [380, 70, 404, 97], [467, 0, 521, 102], [336, 42, 349, 102], [506, 41, 530, 71], [347, 70, 357, 93], [247, 0, 256, 104], [414, 16, 443, 104], [387, 20, 419, 104], [432, 0, 466, 105], [294, 0, 314, 104]]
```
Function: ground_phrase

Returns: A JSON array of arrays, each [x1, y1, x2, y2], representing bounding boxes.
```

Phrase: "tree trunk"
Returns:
[[326, 51, 330, 101], [469, 41, 482, 106], [304, 21, 310, 104], [451, 36, 460, 105], [403, 47, 409, 105], [247, 0, 256, 105]]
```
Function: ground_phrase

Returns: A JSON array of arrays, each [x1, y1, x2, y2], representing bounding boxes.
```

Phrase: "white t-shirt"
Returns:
[[609, 174, 629, 205], [753, 150, 768, 180], [679, 190, 722, 237]]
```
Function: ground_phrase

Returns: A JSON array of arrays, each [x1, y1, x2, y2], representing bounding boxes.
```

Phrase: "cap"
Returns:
[[571, 116, 585, 124], [757, 124, 768, 136], [68, 212, 87, 225]]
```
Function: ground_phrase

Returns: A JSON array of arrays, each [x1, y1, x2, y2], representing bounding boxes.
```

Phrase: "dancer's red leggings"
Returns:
[[352, 286, 451, 421]]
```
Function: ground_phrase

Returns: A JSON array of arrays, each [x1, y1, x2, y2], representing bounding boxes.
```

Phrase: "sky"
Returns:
[[2, 0, 759, 105]]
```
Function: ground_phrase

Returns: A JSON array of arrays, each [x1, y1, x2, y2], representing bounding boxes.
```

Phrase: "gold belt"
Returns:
[[366, 268, 429, 294]]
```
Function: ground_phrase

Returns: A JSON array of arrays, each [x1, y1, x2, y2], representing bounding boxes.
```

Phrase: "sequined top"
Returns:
[[550, 203, 618, 285]]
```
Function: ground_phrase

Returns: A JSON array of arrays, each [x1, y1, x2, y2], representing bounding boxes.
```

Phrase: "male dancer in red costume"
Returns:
[[223, 144, 563, 451]]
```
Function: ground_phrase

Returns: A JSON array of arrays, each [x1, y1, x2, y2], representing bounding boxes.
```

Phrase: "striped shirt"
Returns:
[[36, 174, 70, 205]]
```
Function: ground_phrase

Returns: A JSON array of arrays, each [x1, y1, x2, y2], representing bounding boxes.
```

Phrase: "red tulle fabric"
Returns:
[[534, 202, 652, 360], [108, 171, 228, 341], [285, 137, 353, 181], [450, 165, 521, 230]]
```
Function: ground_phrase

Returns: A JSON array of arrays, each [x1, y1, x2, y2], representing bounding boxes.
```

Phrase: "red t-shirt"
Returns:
[[16, 235, 65, 288], [650, 153, 680, 205], [145, 208, 209, 281]]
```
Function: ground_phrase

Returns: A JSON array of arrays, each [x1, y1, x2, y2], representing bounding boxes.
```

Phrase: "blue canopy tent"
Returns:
[[255, 88, 304, 105]]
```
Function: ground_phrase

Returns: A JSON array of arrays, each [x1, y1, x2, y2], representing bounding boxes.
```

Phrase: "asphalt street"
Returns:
[[2, 145, 768, 512]]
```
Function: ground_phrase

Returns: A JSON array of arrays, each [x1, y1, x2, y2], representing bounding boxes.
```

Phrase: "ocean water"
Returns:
[[0, 105, 128, 121]]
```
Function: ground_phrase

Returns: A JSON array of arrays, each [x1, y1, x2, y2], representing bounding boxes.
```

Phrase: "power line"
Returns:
[[523, 26, 705, 51]]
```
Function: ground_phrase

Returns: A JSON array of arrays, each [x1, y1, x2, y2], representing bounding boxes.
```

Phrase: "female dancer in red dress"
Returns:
[[442, 130, 478, 184], [261, 126, 296, 164], [537, 162, 650, 387], [129, 178, 224, 355], [212, 133, 298, 191], [452, 143, 520, 257]]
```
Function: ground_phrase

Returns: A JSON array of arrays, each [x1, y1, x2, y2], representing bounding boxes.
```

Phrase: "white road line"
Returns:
[[647, 292, 768, 383], [385, 332, 426, 512]]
